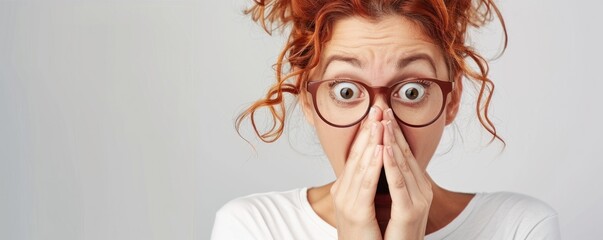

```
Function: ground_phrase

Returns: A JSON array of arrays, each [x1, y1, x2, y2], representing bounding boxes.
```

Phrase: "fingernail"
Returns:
[[374, 145, 382, 157], [386, 145, 393, 157], [386, 109, 395, 119], [370, 122, 377, 137], [386, 120, 393, 135], [369, 107, 376, 119]]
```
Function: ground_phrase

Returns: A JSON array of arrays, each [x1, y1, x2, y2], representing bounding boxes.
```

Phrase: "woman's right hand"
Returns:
[[330, 106, 385, 240]]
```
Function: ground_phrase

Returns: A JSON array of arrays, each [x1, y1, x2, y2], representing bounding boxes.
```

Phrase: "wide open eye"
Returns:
[[330, 81, 361, 102], [396, 82, 426, 103]]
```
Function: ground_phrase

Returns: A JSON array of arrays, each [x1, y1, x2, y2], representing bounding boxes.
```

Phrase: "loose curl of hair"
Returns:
[[236, 0, 507, 144]]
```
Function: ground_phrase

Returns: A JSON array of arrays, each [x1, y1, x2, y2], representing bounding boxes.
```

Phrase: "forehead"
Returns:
[[330, 15, 434, 45], [318, 15, 444, 73]]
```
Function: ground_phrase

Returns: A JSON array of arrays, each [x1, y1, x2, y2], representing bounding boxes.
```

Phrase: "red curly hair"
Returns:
[[236, 0, 507, 143]]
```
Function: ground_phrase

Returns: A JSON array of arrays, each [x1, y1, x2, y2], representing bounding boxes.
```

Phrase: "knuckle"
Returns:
[[384, 152, 397, 167], [363, 120, 373, 131], [389, 136, 396, 145], [361, 178, 374, 189], [369, 155, 379, 166], [356, 163, 367, 173], [393, 176, 406, 188], [401, 146, 413, 159], [369, 134, 378, 144], [400, 159, 410, 172]]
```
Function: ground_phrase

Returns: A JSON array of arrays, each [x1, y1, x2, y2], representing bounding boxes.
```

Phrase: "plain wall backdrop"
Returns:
[[1, 0, 602, 239]]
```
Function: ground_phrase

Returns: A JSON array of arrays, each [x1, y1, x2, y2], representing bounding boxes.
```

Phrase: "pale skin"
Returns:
[[301, 15, 475, 239]]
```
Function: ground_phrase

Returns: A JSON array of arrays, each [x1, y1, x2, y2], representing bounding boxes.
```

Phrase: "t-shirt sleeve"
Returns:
[[210, 199, 268, 240], [508, 193, 561, 240], [465, 192, 562, 240], [524, 214, 561, 240]]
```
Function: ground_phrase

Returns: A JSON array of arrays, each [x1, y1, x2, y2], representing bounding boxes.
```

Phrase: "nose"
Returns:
[[372, 91, 390, 113]]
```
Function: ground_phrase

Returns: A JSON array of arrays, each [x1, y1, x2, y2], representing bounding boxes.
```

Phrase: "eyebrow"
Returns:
[[322, 55, 362, 73], [321, 52, 438, 76], [397, 53, 437, 75]]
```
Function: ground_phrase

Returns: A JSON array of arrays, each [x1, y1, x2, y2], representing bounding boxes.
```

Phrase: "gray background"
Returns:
[[1, 0, 602, 239]]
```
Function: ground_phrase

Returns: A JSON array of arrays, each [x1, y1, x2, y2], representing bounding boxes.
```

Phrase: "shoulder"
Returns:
[[478, 191, 558, 218], [211, 188, 318, 240], [431, 191, 561, 239], [470, 191, 561, 239], [214, 188, 305, 223]]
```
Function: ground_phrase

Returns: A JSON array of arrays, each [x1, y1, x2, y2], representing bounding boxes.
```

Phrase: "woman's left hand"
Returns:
[[380, 108, 433, 240]]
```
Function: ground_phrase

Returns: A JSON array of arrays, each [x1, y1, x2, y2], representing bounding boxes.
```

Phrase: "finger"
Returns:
[[384, 109, 432, 194], [333, 106, 383, 201], [347, 118, 384, 205], [354, 145, 383, 206], [382, 120, 423, 205], [353, 144, 384, 207], [347, 106, 382, 163], [382, 144, 412, 209]]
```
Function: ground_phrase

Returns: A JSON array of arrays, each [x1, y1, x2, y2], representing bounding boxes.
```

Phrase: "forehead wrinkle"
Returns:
[[325, 36, 438, 67], [320, 48, 440, 83], [321, 44, 395, 71], [319, 16, 444, 80]]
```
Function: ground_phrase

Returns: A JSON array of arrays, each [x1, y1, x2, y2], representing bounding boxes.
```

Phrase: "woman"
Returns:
[[212, 0, 560, 239]]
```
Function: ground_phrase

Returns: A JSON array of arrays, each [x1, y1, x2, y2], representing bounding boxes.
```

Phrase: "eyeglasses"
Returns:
[[305, 78, 454, 128]]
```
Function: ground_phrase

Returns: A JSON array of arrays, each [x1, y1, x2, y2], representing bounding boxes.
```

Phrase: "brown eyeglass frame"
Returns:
[[305, 78, 454, 128]]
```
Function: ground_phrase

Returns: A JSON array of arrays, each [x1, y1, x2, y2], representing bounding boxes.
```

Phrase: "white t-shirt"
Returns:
[[211, 188, 560, 239]]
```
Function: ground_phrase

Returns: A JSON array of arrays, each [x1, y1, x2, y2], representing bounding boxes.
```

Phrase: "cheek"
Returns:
[[312, 112, 359, 177], [400, 115, 446, 169]]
